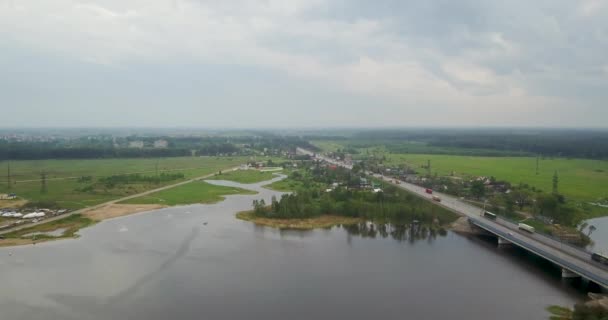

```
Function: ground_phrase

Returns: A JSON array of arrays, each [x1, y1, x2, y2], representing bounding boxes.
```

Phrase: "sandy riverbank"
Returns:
[[236, 211, 362, 230], [84, 204, 167, 221], [0, 200, 27, 209]]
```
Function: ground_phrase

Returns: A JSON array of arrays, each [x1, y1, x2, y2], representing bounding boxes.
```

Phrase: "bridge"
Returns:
[[297, 148, 608, 290]]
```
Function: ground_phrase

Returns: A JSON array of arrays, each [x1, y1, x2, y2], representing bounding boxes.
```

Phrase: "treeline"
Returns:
[[0, 142, 240, 160], [348, 129, 608, 159], [0, 144, 192, 160], [98, 172, 184, 188], [252, 185, 456, 224], [0, 134, 317, 160]]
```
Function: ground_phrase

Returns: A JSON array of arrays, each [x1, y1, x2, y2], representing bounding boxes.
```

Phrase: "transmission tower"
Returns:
[[40, 171, 47, 194]]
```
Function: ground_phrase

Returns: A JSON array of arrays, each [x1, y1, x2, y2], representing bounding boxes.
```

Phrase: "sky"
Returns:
[[1, 0, 607, 128]]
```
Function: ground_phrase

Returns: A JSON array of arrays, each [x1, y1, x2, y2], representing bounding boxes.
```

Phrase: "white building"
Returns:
[[154, 139, 168, 148], [128, 140, 144, 148]]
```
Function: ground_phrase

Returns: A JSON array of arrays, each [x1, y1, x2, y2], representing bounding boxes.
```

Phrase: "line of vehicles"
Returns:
[[383, 172, 608, 269], [483, 210, 537, 233], [425, 188, 442, 202], [481, 210, 608, 268], [328, 154, 608, 273]]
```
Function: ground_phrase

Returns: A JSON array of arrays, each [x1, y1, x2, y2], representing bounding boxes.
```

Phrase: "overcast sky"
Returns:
[[1, 0, 607, 128]]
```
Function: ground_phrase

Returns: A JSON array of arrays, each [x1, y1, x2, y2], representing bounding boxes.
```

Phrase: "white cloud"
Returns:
[[0, 0, 607, 127], [578, 0, 607, 17]]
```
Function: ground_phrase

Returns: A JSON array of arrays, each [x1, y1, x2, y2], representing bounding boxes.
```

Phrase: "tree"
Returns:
[[470, 180, 485, 199], [40, 172, 47, 194], [512, 189, 531, 210], [546, 305, 572, 320], [504, 194, 515, 215], [587, 225, 597, 237]]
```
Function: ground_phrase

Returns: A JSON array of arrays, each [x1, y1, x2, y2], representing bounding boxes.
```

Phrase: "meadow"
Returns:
[[311, 140, 607, 202], [383, 154, 608, 202], [121, 181, 256, 206], [0, 156, 249, 209], [210, 169, 278, 184]]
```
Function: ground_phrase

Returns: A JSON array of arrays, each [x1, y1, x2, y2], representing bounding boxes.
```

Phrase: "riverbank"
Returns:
[[0, 214, 97, 247], [84, 203, 166, 221], [236, 210, 362, 230], [0, 166, 255, 247]]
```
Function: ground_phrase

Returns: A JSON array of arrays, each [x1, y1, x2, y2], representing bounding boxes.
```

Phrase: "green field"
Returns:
[[3, 214, 96, 240], [121, 180, 256, 206], [0, 157, 248, 209], [383, 154, 608, 201], [210, 169, 279, 184], [264, 178, 301, 191], [310, 140, 346, 152]]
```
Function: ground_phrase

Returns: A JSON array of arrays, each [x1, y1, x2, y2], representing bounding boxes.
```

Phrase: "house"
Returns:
[[360, 177, 371, 189], [0, 193, 16, 200], [153, 139, 168, 148], [128, 140, 144, 148]]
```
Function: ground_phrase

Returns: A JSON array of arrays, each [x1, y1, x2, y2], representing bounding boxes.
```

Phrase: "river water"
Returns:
[[586, 216, 608, 254], [0, 176, 587, 320]]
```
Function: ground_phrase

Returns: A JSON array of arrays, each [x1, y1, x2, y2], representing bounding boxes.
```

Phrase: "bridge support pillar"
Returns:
[[497, 237, 512, 247], [561, 268, 580, 279]]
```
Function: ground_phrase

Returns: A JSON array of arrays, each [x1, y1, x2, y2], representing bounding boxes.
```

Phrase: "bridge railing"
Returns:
[[470, 218, 607, 288], [494, 215, 595, 256]]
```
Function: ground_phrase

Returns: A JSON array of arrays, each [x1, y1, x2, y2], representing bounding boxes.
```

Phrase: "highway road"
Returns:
[[298, 148, 608, 288]]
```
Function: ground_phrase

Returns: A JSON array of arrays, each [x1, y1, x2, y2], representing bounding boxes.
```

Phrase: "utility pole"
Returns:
[[40, 171, 47, 194], [7, 161, 11, 190], [552, 170, 559, 195]]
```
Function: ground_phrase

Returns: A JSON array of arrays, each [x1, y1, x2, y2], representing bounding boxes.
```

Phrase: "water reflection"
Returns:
[[341, 222, 448, 243], [0, 175, 585, 320]]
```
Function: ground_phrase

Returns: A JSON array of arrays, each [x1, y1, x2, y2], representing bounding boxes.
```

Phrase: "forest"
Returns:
[[338, 129, 608, 159], [252, 185, 456, 225], [0, 134, 317, 160]]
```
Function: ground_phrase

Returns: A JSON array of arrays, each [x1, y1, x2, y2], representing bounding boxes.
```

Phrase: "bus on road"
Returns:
[[518, 223, 535, 233]]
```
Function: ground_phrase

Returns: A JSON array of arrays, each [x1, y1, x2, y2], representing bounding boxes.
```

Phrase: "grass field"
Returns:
[[382, 154, 608, 202], [310, 140, 347, 152], [0, 157, 248, 209], [121, 180, 256, 206], [210, 169, 279, 184], [264, 178, 301, 191]]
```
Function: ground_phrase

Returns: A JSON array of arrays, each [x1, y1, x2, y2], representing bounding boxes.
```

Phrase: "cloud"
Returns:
[[0, 0, 607, 127]]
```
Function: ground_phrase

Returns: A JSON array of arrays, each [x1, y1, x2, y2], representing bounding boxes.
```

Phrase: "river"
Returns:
[[0, 176, 587, 320], [586, 216, 608, 254]]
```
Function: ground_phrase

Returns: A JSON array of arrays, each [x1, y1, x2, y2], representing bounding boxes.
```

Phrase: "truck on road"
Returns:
[[591, 252, 608, 266], [432, 195, 441, 202], [483, 211, 497, 220], [518, 223, 535, 233]]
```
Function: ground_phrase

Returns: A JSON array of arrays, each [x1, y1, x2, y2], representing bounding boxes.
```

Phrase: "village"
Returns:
[[0, 193, 69, 233]]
